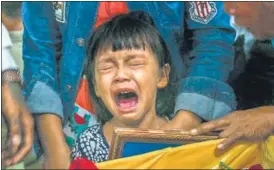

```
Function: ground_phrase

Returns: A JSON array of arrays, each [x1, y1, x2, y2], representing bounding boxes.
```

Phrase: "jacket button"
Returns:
[[76, 38, 85, 47]]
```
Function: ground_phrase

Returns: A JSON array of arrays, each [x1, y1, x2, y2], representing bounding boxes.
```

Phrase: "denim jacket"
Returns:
[[22, 2, 236, 125]]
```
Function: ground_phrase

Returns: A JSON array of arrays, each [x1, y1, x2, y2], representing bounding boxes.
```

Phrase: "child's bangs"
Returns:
[[96, 21, 155, 54]]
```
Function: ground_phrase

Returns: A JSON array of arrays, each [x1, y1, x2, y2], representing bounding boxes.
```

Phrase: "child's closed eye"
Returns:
[[98, 63, 114, 71], [128, 60, 146, 67]]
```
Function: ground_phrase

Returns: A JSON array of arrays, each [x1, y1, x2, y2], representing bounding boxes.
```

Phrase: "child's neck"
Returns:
[[110, 113, 167, 129]]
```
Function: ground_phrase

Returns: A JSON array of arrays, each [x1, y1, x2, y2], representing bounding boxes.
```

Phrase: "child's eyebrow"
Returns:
[[96, 52, 146, 64], [97, 57, 114, 64], [125, 54, 146, 61]]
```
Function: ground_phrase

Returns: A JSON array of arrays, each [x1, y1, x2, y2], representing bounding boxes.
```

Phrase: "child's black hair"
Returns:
[[86, 11, 175, 124]]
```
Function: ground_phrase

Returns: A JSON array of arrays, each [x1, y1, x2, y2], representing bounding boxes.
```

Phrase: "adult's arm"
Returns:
[[22, 2, 70, 168]]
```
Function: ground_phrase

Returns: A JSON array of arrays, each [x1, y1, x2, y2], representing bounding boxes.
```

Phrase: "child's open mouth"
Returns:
[[115, 90, 138, 113]]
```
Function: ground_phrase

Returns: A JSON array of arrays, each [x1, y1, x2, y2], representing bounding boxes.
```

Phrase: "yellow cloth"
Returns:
[[97, 136, 274, 169]]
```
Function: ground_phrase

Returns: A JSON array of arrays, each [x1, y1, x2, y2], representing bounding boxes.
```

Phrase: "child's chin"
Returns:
[[118, 113, 144, 125]]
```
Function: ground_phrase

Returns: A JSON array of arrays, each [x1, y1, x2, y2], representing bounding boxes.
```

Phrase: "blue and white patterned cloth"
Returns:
[[71, 124, 109, 163]]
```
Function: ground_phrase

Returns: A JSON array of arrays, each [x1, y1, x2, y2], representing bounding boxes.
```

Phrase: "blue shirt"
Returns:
[[22, 2, 236, 125]]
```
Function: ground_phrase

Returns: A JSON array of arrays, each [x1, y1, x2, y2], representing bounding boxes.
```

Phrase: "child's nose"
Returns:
[[114, 67, 130, 82]]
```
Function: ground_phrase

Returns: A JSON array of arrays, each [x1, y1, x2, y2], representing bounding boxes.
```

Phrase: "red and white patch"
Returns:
[[189, 2, 217, 24], [73, 104, 90, 124], [53, 2, 66, 23]]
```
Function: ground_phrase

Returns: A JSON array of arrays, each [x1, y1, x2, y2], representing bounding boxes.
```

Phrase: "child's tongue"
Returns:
[[118, 97, 137, 109]]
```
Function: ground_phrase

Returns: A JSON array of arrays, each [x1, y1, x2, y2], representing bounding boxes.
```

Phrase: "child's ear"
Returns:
[[157, 64, 170, 89]]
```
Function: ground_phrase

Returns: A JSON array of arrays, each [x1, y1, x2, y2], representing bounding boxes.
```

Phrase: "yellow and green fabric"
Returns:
[[97, 136, 274, 169]]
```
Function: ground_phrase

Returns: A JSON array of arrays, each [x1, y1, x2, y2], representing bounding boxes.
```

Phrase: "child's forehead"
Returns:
[[96, 48, 155, 61]]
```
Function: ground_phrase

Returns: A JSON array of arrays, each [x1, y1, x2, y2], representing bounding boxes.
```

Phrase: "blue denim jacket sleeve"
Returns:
[[22, 2, 63, 120], [174, 2, 237, 121]]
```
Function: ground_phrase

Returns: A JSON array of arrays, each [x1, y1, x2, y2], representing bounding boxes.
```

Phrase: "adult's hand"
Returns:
[[1, 83, 34, 167], [225, 2, 274, 39], [190, 106, 274, 150], [160, 110, 201, 130]]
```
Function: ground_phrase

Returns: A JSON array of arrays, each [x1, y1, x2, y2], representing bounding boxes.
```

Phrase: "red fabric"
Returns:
[[69, 157, 98, 170], [75, 78, 94, 114], [74, 113, 86, 124], [94, 2, 129, 29], [249, 164, 264, 170]]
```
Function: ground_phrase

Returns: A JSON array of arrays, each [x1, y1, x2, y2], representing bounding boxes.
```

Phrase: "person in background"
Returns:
[[2, 2, 24, 75], [225, 2, 274, 40], [191, 2, 274, 150], [1, 23, 34, 167], [22, 2, 235, 168]]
